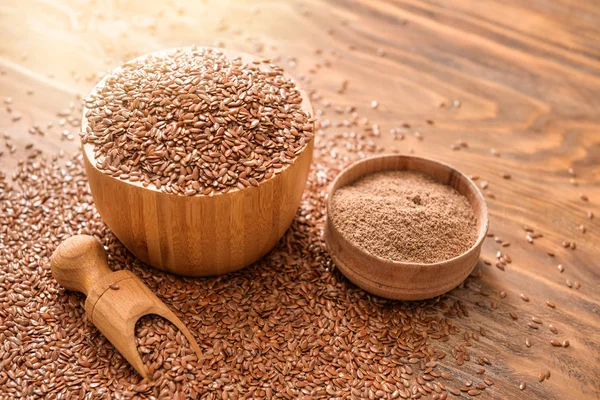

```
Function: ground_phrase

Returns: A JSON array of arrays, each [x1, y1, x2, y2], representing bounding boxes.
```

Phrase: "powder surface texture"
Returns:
[[331, 170, 478, 263]]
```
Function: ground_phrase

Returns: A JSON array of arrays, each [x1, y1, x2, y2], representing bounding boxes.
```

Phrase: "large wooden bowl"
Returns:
[[82, 47, 314, 276], [325, 155, 488, 300]]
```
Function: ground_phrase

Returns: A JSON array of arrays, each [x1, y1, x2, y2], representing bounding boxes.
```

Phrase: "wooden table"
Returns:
[[1, 0, 598, 398]]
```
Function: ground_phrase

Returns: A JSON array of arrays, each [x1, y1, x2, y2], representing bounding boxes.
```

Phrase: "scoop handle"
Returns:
[[51, 235, 113, 296]]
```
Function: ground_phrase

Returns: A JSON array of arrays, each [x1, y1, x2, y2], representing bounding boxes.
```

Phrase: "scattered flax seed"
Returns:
[[562, 240, 570, 248], [526, 234, 534, 244], [579, 193, 589, 202], [480, 181, 488, 190], [550, 340, 562, 347], [547, 251, 554, 257], [499, 291, 507, 299], [520, 293, 529, 302], [502, 173, 511, 179], [509, 311, 518, 320], [574, 281, 581, 289], [531, 316, 543, 324], [490, 148, 500, 157], [562, 340, 570, 347], [528, 322, 539, 330], [546, 300, 556, 308], [549, 325, 558, 334], [539, 373, 545, 382], [523, 225, 533, 232], [467, 389, 481, 396], [565, 279, 573, 288], [568, 168, 575, 176], [109, 283, 120, 290], [370, 100, 378, 109], [1, 149, 486, 398], [588, 211, 594, 219], [476, 368, 485, 374], [578, 225, 586, 233], [519, 382, 526, 390], [546, 371, 551, 379], [570, 241, 576, 250], [453, 99, 461, 108], [525, 338, 532, 347], [484, 378, 494, 386], [557, 264, 564, 273]]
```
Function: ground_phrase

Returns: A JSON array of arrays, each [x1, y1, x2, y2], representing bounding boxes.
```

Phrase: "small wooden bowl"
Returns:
[[81, 47, 314, 277], [325, 155, 488, 300]]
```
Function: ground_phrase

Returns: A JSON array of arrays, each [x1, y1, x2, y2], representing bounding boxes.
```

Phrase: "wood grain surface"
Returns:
[[1, 0, 599, 399]]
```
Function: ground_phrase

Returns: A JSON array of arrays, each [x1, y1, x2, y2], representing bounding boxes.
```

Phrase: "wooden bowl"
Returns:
[[81, 47, 314, 277], [325, 155, 488, 300]]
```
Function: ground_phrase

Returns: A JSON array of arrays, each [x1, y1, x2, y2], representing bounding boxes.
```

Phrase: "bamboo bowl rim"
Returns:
[[326, 154, 489, 268], [81, 46, 314, 198]]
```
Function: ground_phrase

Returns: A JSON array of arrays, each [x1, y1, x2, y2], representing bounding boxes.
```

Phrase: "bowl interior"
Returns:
[[327, 154, 489, 266]]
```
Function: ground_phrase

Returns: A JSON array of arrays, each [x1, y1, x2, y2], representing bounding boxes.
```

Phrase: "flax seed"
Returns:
[[82, 47, 313, 196]]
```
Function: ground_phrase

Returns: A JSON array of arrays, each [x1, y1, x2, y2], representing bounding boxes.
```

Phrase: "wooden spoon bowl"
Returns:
[[81, 47, 314, 276], [325, 155, 488, 300]]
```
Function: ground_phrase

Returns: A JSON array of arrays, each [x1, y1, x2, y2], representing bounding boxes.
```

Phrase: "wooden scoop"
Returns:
[[50, 235, 202, 379]]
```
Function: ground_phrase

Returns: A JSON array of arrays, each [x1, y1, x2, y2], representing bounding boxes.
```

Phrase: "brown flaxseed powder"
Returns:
[[331, 170, 478, 263]]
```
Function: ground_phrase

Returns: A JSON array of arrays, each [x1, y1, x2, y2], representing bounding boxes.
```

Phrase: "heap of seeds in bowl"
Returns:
[[81, 47, 313, 195], [331, 170, 478, 263]]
